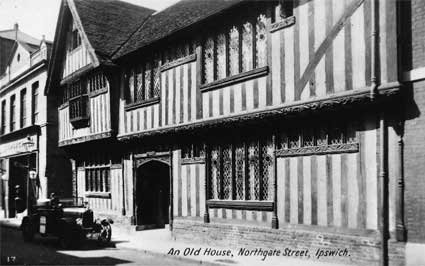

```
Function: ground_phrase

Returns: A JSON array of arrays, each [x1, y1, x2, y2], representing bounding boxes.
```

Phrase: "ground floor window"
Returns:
[[85, 167, 110, 193], [208, 136, 273, 201]]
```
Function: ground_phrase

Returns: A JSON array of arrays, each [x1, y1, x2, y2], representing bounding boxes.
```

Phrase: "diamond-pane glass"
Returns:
[[289, 131, 300, 148], [144, 62, 152, 99], [229, 26, 239, 76], [153, 61, 160, 98], [248, 141, 259, 200], [303, 129, 315, 147], [261, 139, 274, 200], [316, 128, 328, 146], [256, 14, 267, 68], [136, 67, 144, 101], [222, 145, 232, 199], [204, 37, 214, 83], [329, 126, 344, 145], [279, 131, 288, 150], [235, 144, 245, 200], [128, 74, 135, 102], [217, 33, 227, 80], [210, 147, 220, 199], [242, 22, 253, 72]]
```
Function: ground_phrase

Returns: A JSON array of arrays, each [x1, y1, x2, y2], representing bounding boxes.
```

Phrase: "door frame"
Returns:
[[132, 151, 173, 229]]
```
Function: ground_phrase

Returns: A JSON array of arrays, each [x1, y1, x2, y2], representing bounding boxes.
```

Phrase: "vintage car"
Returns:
[[20, 196, 113, 248]]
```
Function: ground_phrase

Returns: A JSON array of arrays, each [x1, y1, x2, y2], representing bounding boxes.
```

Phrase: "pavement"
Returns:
[[0, 217, 349, 266]]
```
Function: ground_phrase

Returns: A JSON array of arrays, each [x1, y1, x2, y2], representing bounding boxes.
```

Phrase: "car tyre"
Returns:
[[98, 223, 112, 245]]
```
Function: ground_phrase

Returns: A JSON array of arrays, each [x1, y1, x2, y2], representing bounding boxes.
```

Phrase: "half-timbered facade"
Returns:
[[46, 0, 423, 265]]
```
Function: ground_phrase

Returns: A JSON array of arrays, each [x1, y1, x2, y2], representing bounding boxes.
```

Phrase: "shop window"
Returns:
[[202, 9, 268, 84], [208, 137, 273, 201]]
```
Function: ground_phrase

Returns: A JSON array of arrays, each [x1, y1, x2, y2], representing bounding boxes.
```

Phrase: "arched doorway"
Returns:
[[136, 160, 170, 230]]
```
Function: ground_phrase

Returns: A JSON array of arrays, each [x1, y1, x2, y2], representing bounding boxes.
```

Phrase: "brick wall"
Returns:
[[404, 80, 425, 243], [172, 218, 405, 266]]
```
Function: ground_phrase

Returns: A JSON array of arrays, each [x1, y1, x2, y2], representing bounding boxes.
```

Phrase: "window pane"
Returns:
[[256, 14, 267, 68], [242, 22, 253, 72], [248, 141, 259, 200], [144, 62, 152, 99], [99, 169, 104, 192], [153, 60, 160, 98], [128, 72, 135, 102], [229, 26, 239, 76], [261, 139, 273, 200], [216, 33, 227, 80], [136, 66, 144, 101], [104, 169, 110, 192], [222, 145, 232, 200], [204, 37, 214, 83], [235, 144, 245, 200], [210, 146, 220, 199]]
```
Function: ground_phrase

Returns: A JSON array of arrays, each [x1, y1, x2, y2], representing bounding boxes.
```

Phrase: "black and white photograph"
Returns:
[[0, 0, 424, 265]]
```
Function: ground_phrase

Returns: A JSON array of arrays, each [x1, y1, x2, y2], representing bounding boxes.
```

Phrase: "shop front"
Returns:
[[0, 134, 38, 218]]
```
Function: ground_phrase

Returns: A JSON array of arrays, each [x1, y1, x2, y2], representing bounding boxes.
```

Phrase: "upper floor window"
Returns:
[[31, 81, 39, 124], [1, 100, 6, 135], [68, 80, 89, 127], [202, 9, 268, 84], [70, 29, 81, 51], [126, 55, 160, 104], [88, 72, 107, 93], [20, 88, 27, 128], [10, 95, 16, 132]]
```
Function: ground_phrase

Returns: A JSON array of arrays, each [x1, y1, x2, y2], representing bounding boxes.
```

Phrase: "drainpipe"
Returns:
[[121, 157, 126, 216], [380, 113, 389, 266], [370, 0, 380, 99]]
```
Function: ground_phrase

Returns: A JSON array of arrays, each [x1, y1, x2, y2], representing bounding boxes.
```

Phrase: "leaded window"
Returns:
[[84, 154, 111, 193], [278, 123, 358, 150], [126, 57, 160, 104], [202, 9, 268, 84], [88, 72, 107, 93], [208, 137, 273, 201], [68, 80, 89, 125]]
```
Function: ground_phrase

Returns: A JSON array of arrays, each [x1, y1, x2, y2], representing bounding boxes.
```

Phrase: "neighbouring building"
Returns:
[[46, 0, 425, 265], [0, 27, 72, 218]]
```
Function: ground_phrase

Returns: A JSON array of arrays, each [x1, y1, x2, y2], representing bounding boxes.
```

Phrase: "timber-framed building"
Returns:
[[46, 0, 425, 265]]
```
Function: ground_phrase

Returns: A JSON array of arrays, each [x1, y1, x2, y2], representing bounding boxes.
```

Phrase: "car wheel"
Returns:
[[22, 220, 35, 242], [98, 223, 112, 244]]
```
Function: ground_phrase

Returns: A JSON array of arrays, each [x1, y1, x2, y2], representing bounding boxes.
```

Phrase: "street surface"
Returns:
[[0, 226, 200, 266]]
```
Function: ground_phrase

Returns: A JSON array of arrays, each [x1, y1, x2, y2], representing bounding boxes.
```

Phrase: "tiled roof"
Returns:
[[113, 0, 244, 59], [73, 0, 155, 59]]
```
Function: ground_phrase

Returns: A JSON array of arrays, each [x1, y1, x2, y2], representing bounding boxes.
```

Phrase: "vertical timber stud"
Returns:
[[379, 113, 389, 266], [370, 0, 380, 99], [395, 119, 406, 241], [204, 143, 210, 223], [272, 133, 279, 229], [169, 148, 173, 231]]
